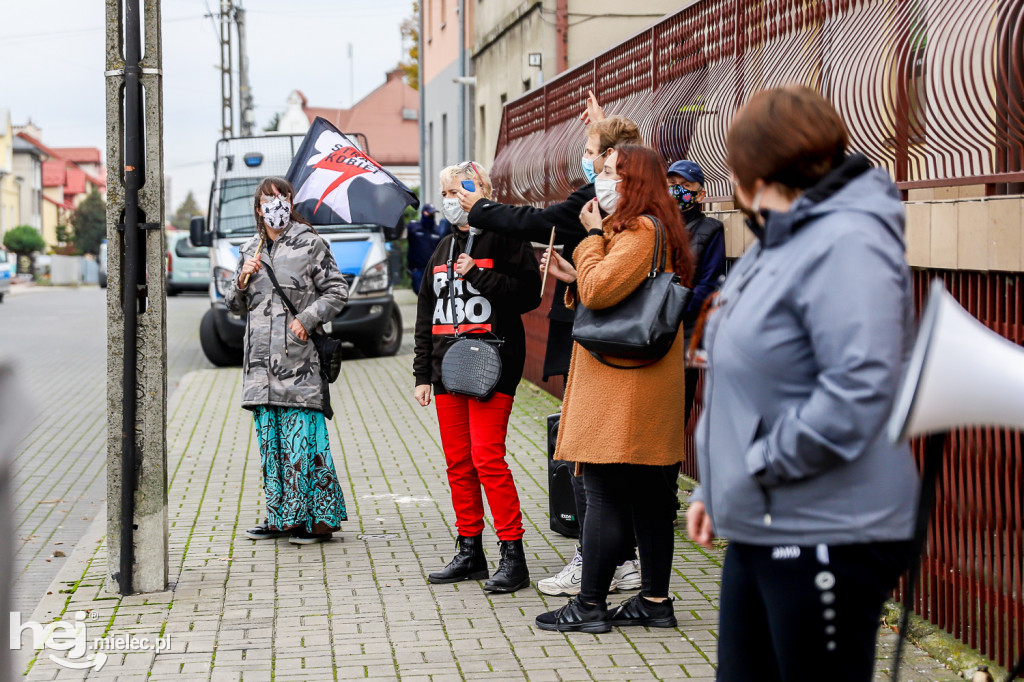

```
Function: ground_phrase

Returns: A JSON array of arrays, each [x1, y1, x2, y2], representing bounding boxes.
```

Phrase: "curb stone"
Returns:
[[882, 601, 1006, 679]]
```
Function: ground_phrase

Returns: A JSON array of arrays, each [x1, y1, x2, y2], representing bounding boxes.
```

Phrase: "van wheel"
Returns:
[[200, 308, 242, 367], [98, 274, 107, 288], [358, 305, 402, 357], [167, 285, 180, 297]]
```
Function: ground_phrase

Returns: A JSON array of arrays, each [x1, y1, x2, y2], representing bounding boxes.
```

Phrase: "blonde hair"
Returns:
[[586, 115, 643, 153], [439, 161, 493, 199]]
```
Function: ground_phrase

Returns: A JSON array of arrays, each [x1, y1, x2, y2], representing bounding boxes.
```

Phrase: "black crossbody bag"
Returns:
[[439, 232, 504, 400], [263, 263, 344, 386], [571, 215, 692, 369]]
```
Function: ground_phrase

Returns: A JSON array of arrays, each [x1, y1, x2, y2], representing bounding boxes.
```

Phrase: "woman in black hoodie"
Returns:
[[413, 161, 541, 593]]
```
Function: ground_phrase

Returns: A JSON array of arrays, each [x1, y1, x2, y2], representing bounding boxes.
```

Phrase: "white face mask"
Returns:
[[594, 177, 621, 214], [442, 197, 469, 226], [261, 196, 292, 230]]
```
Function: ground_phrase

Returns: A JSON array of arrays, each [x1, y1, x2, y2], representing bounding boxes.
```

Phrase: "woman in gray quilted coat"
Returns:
[[225, 177, 349, 545]]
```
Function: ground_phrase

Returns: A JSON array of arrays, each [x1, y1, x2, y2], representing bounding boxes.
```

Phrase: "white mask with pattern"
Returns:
[[261, 196, 292, 230]]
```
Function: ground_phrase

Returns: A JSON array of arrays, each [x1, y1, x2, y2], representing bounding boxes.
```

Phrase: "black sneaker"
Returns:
[[536, 597, 610, 633], [288, 529, 332, 545], [608, 595, 677, 628], [244, 523, 290, 540]]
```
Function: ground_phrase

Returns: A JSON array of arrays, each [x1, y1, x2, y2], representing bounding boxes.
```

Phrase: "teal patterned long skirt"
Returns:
[[253, 405, 347, 534]]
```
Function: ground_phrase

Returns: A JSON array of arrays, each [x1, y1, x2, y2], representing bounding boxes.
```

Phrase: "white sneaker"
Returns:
[[537, 547, 583, 596], [610, 559, 641, 592]]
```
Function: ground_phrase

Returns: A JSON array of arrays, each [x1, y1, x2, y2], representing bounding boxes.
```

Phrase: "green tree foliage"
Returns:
[[170, 191, 203, 231], [4, 225, 46, 273], [70, 189, 107, 256], [264, 112, 281, 132], [399, 1, 419, 91], [53, 224, 77, 256]]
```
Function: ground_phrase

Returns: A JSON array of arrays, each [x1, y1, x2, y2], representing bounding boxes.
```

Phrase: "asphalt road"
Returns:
[[0, 285, 211, 614]]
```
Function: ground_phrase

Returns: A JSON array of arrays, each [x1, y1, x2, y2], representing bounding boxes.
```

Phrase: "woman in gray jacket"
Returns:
[[687, 87, 919, 680], [225, 177, 349, 545]]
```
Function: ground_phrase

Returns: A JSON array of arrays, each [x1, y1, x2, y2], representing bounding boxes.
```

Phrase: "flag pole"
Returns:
[[540, 226, 556, 298], [243, 237, 264, 287]]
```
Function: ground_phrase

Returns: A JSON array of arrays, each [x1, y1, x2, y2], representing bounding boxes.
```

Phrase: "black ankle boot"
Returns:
[[483, 539, 530, 593], [427, 535, 488, 584]]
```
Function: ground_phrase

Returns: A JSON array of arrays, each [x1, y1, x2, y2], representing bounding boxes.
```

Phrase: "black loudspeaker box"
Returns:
[[547, 412, 580, 538]]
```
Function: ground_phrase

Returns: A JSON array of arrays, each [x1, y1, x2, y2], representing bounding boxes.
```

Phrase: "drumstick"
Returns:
[[242, 237, 265, 287], [539, 226, 556, 298]]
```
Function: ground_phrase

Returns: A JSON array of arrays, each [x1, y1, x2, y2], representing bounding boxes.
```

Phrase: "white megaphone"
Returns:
[[888, 279, 1024, 443]]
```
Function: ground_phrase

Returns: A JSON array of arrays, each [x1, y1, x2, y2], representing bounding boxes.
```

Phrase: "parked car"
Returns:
[[0, 247, 11, 302], [166, 229, 210, 296], [98, 240, 107, 288]]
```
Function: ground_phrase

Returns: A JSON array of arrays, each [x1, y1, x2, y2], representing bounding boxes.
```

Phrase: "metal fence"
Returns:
[[492, 0, 1024, 203], [500, 1, 1024, 670], [903, 269, 1024, 671]]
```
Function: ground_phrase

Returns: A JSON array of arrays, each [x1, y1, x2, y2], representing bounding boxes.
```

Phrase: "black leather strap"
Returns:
[[263, 263, 301, 318], [588, 351, 658, 370]]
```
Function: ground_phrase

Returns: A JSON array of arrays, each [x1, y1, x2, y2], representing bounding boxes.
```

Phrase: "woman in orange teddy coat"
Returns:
[[535, 144, 695, 633]]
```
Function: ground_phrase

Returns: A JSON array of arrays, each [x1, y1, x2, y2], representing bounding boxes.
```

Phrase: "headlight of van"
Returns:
[[356, 261, 389, 294], [214, 266, 234, 298]]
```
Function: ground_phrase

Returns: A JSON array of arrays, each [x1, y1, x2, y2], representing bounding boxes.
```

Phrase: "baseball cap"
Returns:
[[422, 203, 436, 215], [667, 160, 705, 186]]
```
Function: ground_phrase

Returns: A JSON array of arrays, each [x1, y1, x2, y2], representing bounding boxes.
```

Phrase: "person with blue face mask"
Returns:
[[414, 161, 542, 595]]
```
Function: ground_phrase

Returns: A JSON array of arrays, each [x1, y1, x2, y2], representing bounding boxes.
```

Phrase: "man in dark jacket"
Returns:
[[406, 204, 446, 293], [667, 160, 726, 424]]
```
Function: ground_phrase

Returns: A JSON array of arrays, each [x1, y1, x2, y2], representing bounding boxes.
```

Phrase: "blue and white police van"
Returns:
[[189, 134, 402, 366]]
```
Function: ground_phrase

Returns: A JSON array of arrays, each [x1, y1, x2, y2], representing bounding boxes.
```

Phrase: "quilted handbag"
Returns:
[[571, 215, 692, 369], [439, 233, 503, 399]]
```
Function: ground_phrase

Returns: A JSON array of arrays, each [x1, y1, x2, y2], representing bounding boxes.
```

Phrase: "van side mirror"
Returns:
[[383, 224, 404, 242], [190, 216, 210, 247]]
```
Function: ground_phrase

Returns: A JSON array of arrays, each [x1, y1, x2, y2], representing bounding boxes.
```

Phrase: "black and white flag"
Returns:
[[285, 116, 418, 229]]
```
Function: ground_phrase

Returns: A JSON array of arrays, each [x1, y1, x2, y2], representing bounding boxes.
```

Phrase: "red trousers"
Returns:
[[434, 392, 524, 541]]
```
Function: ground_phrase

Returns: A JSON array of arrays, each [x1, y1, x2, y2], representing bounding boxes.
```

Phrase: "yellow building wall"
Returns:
[[41, 187, 64, 248], [0, 116, 22, 244]]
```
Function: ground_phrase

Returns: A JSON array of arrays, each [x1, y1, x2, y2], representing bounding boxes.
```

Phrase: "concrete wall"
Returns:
[[472, 2, 551, 166], [422, 58, 465, 204], [705, 194, 1024, 273], [471, 0, 680, 166]]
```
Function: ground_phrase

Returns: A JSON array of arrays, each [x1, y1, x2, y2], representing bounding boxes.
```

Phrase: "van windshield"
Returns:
[[217, 178, 381, 236]]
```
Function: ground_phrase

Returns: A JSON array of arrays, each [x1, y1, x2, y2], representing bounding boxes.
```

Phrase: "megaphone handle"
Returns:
[[890, 432, 946, 682]]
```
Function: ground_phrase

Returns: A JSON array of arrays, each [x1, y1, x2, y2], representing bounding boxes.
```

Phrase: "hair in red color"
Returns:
[[609, 144, 695, 286]]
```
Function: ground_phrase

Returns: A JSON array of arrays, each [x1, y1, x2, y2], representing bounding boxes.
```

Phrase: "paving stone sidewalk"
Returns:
[[19, 349, 959, 681]]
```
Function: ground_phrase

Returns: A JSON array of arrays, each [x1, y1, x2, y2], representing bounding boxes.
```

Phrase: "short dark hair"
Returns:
[[726, 86, 848, 195]]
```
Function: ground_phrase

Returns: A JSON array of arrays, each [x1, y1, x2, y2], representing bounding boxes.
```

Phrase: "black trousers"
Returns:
[[579, 462, 679, 604], [717, 540, 913, 682]]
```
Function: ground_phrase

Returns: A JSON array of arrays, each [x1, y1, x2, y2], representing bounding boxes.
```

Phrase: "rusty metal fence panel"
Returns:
[[492, 0, 1024, 204], [903, 270, 1024, 671], [501, 2, 1024, 668]]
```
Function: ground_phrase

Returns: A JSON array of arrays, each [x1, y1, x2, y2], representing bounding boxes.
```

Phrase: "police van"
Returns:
[[189, 134, 403, 366]]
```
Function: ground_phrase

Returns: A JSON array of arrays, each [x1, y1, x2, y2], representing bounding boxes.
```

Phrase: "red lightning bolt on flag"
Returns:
[[311, 147, 378, 214]]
